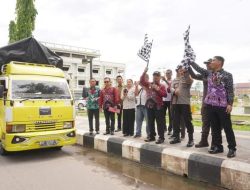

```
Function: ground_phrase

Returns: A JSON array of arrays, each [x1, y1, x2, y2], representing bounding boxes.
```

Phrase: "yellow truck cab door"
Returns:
[[0, 78, 7, 154], [0, 79, 7, 138]]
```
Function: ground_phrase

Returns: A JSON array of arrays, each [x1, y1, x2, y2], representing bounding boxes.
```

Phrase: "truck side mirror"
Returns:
[[0, 85, 4, 99]]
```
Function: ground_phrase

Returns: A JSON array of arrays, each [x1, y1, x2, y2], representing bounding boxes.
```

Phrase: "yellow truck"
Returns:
[[0, 61, 76, 155]]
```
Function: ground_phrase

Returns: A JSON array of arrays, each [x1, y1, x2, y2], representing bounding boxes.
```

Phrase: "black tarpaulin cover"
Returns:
[[0, 37, 63, 68]]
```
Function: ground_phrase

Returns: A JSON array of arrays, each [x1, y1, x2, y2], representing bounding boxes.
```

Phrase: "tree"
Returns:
[[8, 0, 38, 43], [8, 21, 17, 43]]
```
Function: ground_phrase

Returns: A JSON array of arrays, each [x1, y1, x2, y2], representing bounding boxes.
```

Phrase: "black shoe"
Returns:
[[210, 145, 215, 151], [103, 132, 110, 135], [170, 137, 181, 144], [96, 131, 99, 135], [89, 131, 93, 135], [195, 141, 209, 148], [155, 139, 164, 144], [115, 129, 121, 132], [227, 149, 236, 158], [134, 134, 141, 138], [123, 134, 129, 137], [167, 131, 172, 135], [187, 140, 194, 147], [168, 135, 175, 139], [110, 131, 114, 135], [208, 146, 224, 154], [144, 138, 155, 142]]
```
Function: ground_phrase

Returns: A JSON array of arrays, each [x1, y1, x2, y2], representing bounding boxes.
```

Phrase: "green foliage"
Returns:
[[8, 21, 17, 43], [8, 0, 38, 43]]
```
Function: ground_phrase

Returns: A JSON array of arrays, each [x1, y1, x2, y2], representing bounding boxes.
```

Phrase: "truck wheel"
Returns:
[[0, 141, 8, 156]]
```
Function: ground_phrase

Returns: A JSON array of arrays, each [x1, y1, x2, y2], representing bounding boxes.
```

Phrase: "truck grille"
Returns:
[[26, 122, 64, 132]]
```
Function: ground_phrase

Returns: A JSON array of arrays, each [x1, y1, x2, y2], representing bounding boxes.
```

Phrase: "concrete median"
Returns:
[[76, 129, 250, 190]]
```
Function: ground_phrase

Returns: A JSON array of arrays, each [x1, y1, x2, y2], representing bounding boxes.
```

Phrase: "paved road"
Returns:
[[76, 116, 250, 163], [0, 146, 221, 190]]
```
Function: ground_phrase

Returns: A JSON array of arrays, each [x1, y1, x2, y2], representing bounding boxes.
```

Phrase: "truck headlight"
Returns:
[[63, 121, 73, 129], [6, 124, 26, 133]]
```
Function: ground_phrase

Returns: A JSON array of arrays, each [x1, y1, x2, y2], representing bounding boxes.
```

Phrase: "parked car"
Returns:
[[75, 98, 87, 110]]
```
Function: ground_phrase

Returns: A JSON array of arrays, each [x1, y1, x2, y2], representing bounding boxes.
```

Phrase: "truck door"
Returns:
[[0, 79, 7, 137]]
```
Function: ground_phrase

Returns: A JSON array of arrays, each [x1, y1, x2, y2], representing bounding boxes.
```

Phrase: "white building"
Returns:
[[41, 42, 126, 98]]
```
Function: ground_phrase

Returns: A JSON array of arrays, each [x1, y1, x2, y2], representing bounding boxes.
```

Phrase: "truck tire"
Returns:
[[0, 141, 8, 156]]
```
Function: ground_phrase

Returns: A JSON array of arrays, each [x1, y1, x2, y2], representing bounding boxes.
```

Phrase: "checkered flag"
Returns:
[[182, 26, 196, 69], [137, 34, 153, 65]]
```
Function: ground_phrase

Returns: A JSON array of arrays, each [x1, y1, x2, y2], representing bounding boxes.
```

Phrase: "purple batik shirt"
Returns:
[[204, 73, 227, 107], [190, 62, 234, 107]]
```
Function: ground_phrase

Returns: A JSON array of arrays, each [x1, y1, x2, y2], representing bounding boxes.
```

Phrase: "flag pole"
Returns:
[[146, 39, 153, 68], [146, 60, 149, 68]]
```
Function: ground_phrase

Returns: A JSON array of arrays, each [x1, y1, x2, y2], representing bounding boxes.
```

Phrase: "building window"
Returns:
[[93, 69, 99, 74], [78, 80, 85, 86], [72, 54, 85, 59], [62, 66, 70, 71], [106, 69, 112, 75], [118, 70, 124, 76], [78, 67, 85, 73]]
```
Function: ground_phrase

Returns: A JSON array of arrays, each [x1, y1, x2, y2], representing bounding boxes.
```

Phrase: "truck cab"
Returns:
[[0, 61, 76, 155]]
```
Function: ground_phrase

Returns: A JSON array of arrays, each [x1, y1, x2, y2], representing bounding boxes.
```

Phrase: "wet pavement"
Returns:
[[76, 116, 250, 163], [0, 145, 222, 190]]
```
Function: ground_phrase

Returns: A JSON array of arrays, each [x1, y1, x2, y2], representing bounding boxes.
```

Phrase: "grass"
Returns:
[[191, 120, 250, 131]]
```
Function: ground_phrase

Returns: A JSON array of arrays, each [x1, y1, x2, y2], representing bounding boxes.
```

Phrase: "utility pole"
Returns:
[[82, 57, 93, 80], [89, 57, 93, 80]]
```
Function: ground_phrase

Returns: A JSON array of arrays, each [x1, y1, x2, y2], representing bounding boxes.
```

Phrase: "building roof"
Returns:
[[40, 41, 101, 58]]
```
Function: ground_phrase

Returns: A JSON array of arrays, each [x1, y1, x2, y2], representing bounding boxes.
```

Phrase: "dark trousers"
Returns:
[[180, 116, 186, 138], [201, 104, 211, 136], [147, 107, 165, 140], [104, 109, 115, 132], [122, 109, 135, 135], [163, 101, 172, 132], [207, 105, 236, 150], [117, 105, 123, 130], [87, 109, 100, 132], [172, 104, 194, 140]]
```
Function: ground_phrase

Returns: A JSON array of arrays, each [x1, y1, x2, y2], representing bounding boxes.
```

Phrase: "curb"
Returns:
[[76, 130, 250, 190]]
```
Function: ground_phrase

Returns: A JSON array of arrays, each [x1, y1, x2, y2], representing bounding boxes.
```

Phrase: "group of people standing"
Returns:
[[83, 55, 236, 158]]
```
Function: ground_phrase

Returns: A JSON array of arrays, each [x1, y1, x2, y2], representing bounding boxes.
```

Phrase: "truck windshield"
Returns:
[[11, 80, 71, 99]]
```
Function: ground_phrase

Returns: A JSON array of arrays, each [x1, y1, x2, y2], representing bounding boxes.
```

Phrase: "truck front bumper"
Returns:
[[2, 129, 76, 152]]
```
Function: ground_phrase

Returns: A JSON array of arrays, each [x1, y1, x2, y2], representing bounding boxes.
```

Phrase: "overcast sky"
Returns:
[[0, 0, 250, 83]]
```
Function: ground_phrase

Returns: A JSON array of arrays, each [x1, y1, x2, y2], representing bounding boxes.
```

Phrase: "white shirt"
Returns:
[[121, 86, 136, 109], [162, 80, 172, 102], [135, 87, 147, 106]]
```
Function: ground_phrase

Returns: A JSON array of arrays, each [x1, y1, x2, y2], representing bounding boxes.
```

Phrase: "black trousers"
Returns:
[[163, 101, 172, 132], [147, 107, 165, 140], [87, 109, 100, 132], [117, 105, 123, 130], [122, 109, 135, 135], [201, 104, 211, 136], [172, 104, 194, 140], [206, 105, 236, 150], [104, 109, 115, 132]]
